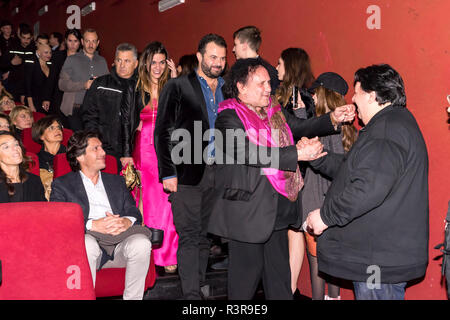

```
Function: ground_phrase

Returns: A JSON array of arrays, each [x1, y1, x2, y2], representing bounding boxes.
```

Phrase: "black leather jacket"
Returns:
[[81, 68, 138, 158], [121, 89, 147, 158]]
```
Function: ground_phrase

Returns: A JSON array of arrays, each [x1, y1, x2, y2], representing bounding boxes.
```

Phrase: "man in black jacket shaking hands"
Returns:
[[306, 64, 429, 300]]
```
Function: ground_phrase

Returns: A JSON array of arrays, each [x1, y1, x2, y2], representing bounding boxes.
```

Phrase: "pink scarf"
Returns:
[[218, 98, 303, 201]]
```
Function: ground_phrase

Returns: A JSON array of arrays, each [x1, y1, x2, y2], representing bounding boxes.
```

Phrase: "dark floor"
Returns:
[[143, 251, 311, 300]]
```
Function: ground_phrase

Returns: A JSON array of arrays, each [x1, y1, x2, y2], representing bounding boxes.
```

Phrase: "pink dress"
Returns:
[[133, 98, 178, 266]]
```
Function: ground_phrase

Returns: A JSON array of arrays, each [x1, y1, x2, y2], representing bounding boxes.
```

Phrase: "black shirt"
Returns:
[[37, 144, 66, 171]]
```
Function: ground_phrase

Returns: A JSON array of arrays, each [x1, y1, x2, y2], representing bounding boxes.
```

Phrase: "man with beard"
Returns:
[[154, 33, 227, 299]]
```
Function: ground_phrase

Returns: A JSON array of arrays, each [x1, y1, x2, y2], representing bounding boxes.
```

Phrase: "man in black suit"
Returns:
[[50, 130, 151, 300], [154, 34, 227, 299]]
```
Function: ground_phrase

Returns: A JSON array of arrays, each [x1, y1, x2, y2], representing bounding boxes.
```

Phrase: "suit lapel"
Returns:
[[72, 171, 90, 221], [188, 71, 210, 126]]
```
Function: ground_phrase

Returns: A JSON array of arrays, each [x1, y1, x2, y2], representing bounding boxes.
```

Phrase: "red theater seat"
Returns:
[[32, 112, 46, 122], [26, 152, 40, 176], [21, 128, 41, 154], [0, 202, 95, 300], [53, 153, 118, 178]]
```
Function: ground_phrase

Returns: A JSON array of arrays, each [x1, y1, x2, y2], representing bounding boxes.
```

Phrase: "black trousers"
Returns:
[[168, 165, 215, 299], [66, 104, 83, 132], [228, 229, 292, 300]]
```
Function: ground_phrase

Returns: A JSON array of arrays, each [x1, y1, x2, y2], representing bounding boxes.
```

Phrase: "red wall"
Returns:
[[5, 0, 450, 299]]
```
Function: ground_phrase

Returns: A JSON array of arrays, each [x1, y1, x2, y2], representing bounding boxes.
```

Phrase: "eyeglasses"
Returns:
[[0, 99, 14, 106], [47, 124, 63, 131]]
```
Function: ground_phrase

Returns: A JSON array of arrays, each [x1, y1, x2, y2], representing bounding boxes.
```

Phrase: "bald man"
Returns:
[[24, 42, 53, 113]]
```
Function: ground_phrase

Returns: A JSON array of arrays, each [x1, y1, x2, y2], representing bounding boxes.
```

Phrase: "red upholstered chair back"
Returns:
[[0, 202, 95, 300], [53, 153, 118, 178], [21, 127, 41, 154], [62, 128, 73, 146], [32, 112, 46, 122], [26, 152, 40, 176]]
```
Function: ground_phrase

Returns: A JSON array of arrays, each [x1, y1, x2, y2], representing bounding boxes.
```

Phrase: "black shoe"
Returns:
[[210, 257, 228, 270]]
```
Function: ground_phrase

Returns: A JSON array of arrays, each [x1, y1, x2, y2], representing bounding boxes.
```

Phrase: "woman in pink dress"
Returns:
[[131, 42, 178, 273]]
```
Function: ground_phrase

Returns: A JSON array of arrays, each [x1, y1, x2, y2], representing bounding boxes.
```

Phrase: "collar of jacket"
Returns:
[[360, 104, 399, 131], [110, 66, 138, 84]]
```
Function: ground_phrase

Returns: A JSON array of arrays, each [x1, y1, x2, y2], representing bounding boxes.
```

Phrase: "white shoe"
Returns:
[[324, 295, 341, 300]]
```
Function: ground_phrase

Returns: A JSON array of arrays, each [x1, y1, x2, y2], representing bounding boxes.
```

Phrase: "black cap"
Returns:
[[309, 72, 349, 96], [0, 20, 12, 28]]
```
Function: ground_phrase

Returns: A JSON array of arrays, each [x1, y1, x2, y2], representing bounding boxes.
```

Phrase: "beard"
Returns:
[[201, 60, 223, 79]]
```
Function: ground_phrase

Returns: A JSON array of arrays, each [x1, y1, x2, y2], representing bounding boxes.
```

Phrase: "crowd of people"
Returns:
[[0, 20, 429, 301]]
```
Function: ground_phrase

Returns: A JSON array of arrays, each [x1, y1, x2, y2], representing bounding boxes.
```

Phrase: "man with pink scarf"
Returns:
[[208, 58, 355, 299]]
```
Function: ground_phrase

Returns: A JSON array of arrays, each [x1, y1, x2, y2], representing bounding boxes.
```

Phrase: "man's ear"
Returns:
[[368, 91, 377, 104], [196, 52, 203, 67], [236, 81, 246, 95]]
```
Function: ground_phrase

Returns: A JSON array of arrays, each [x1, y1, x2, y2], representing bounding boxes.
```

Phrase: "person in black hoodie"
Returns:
[[305, 64, 429, 300], [80, 43, 138, 171]]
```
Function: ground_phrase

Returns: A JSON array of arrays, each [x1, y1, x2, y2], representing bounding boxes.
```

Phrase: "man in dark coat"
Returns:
[[208, 58, 355, 299], [154, 34, 227, 299], [81, 43, 138, 171], [306, 64, 429, 300]]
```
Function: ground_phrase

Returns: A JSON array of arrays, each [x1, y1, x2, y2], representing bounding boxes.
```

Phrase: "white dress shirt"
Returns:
[[79, 171, 136, 230]]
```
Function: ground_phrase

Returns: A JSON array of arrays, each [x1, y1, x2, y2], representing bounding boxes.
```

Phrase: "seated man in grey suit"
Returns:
[[50, 130, 151, 300]]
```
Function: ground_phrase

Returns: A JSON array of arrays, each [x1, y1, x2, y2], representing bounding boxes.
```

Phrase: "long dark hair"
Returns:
[[136, 41, 170, 107], [0, 130, 31, 195], [276, 48, 315, 107]]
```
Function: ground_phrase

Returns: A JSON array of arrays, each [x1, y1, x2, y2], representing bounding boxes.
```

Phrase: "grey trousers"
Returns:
[[85, 233, 151, 300]]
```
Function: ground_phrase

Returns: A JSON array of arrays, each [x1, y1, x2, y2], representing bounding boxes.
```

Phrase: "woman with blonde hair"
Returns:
[[302, 72, 357, 300], [123, 41, 179, 274], [9, 105, 33, 139]]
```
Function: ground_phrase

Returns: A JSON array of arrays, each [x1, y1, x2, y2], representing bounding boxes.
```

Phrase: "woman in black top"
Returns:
[[32, 115, 66, 199], [24, 43, 52, 114], [44, 29, 81, 117], [0, 130, 45, 202], [275, 47, 316, 295]]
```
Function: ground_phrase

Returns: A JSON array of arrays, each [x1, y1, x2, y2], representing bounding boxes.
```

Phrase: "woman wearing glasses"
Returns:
[[32, 115, 66, 199]]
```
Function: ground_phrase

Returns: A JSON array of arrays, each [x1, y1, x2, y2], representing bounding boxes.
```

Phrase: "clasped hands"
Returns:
[[91, 212, 131, 236], [296, 136, 327, 161]]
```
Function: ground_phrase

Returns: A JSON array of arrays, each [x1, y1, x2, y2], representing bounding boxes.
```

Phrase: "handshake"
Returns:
[[296, 136, 327, 162]]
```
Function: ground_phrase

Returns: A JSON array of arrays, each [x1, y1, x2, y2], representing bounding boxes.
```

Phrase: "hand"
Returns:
[[27, 98, 36, 112], [167, 59, 177, 78], [20, 95, 25, 105], [120, 157, 134, 168], [91, 212, 131, 236], [296, 137, 327, 161], [85, 78, 95, 90], [293, 91, 305, 110], [2, 71, 9, 80], [136, 120, 143, 131], [162, 177, 177, 193], [306, 208, 328, 236], [11, 55, 22, 66], [42, 101, 50, 112], [331, 104, 356, 124]]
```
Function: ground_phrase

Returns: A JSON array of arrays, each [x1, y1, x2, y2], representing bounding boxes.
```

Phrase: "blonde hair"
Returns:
[[314, 86, 357, 152], [9, 105, 33, 124]]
